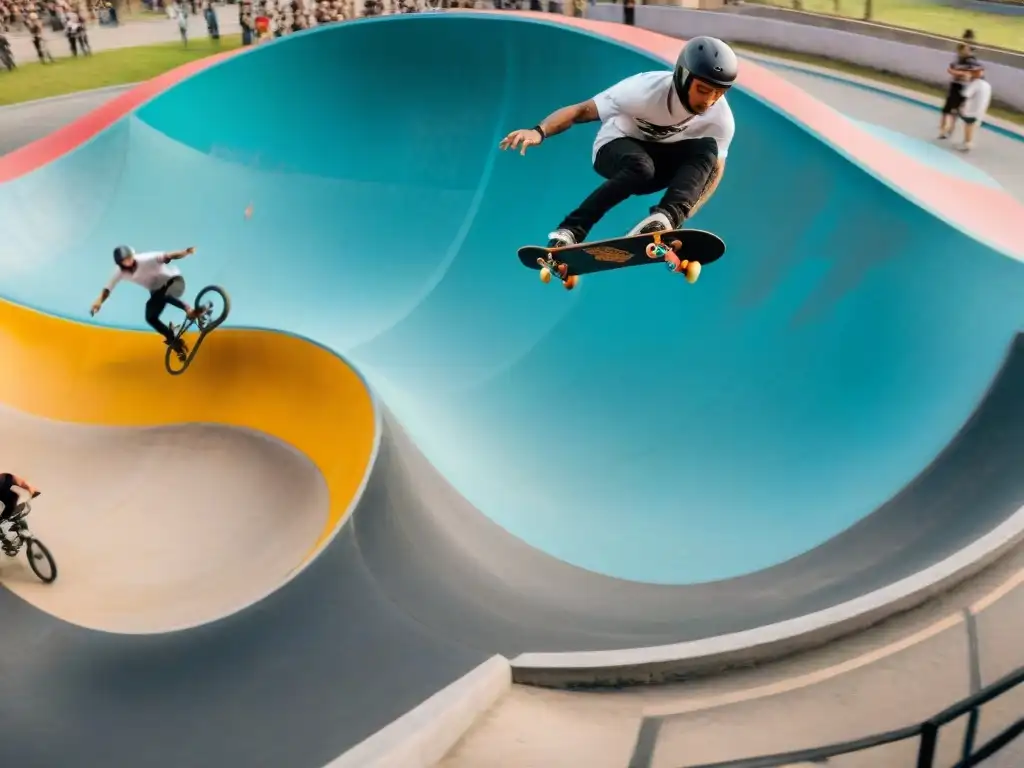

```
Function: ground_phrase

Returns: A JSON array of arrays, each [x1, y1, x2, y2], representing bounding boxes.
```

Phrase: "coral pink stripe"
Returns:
[[1, 13, 1020, 260], [0, 48, 244, 184], [477, 10, 1024, 261]]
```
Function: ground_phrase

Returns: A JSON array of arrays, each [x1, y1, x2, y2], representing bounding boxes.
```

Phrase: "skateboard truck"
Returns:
[[644, 233, 700, 282], [536, 255, 579, 291], [645, 231, 674, 262]]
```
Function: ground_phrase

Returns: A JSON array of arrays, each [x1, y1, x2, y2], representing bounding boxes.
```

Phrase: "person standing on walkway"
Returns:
[[938, 35, 981, 141], [204, 0, 219, 40], [26, 11, 55, 63], [957, 68, 992, 153], [176, 0, 189, 46]]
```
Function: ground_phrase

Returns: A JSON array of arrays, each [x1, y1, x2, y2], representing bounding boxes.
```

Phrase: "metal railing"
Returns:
[[681, 663, 1024, 768]]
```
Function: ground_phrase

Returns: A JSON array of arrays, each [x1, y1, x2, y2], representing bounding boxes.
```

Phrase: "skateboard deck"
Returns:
[[518, 228, 725, 291]]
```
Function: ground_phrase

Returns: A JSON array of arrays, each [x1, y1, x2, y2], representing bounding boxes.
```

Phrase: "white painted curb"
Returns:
[[512, 507, 1024, 673], [325, 655, 511, 768]]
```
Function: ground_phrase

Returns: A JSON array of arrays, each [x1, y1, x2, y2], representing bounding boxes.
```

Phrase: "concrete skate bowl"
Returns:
[[0, 300, 377, 634], [0, 10, 1023, 767]]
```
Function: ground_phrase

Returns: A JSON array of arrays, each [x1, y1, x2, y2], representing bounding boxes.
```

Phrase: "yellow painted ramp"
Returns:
[[0, 299, 377, 633]]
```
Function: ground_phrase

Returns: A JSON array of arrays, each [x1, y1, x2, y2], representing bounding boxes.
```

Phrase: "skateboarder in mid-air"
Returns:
[[90, 245, 204, 359], [499, 36, 738, 249]]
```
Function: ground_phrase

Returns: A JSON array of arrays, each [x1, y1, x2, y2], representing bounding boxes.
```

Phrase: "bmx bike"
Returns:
[[165, 285, 231, 376], [0, 491, 57, 584]]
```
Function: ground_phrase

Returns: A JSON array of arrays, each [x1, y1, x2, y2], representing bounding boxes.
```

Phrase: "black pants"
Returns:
[[146, 276, 188, 344], [559, 136, 718, 242], [942, 82, 964, 115], [0, 489, 20, 522]]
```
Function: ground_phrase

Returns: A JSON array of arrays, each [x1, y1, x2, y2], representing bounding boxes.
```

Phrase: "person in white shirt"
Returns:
[[90, 245, 205, 360], [957, 69, 992, 153], [500, 36, 738, 248], [938, 42, 982, 141]]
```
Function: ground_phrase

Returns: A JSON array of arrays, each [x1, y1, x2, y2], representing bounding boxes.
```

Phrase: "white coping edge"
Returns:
[[324, 655, 511, 768], [511, 506, 1024, 670]]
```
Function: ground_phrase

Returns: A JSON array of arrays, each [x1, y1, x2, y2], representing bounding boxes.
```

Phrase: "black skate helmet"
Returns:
[[113, 245, 135, 266], [673, 36, 739, 112]]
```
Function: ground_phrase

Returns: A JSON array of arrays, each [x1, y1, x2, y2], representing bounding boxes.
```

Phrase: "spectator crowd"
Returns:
[[234, 0, 483, 44], [0, 0, 564, 69], [0, 0, 118, 65]]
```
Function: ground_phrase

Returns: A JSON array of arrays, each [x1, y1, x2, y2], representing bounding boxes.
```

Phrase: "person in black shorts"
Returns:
[[939, 36, 981, 141], [0, 473, 39, 556]]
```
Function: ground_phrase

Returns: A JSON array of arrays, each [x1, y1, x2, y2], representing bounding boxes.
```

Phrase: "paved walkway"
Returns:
[[4, 7, 241, 63], [0, 85, 136, 156], [744, 51, 1024, 203], [442, 548, 1024, 767]]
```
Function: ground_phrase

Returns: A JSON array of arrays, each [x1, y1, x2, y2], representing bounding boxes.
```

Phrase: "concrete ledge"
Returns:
[[971, 569, 1024, 753], [652, 614, 972, 766], [437, 550, 1024, 767], [643, 569, 1024, 766], [327, 655, 511, 768], [586, 4, 1024, 111], [510, 510, 1024, 688]]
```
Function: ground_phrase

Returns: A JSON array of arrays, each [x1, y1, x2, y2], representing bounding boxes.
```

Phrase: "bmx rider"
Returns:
[[90, 245, 204, 359], [499, 36, 738, 249], [0, 473, 39, 556]]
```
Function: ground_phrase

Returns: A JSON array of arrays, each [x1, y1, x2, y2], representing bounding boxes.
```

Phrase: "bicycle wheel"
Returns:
[[26, 537, 57, 583], [195, 285, 231, 331]]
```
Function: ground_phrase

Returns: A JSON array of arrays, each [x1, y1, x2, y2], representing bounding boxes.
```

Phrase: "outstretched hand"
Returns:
[[89, 302, 101, 316], [499, 128, 543, 156]]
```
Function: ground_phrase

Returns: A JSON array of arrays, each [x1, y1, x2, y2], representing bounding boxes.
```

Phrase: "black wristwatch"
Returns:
[[532, 124, 546, 143]]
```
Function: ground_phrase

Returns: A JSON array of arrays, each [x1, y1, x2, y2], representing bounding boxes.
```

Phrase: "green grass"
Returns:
[[750, 0, 1024, 51], [0, 34, 242, 106], [734, 41, 1024, 126]]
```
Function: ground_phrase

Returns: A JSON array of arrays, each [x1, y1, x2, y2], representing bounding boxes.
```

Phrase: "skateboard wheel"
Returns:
[[645, 243, 658, 259], [563, 275, 579, 290], [557, 263, 568, 279], [540, 267, 552, 284], [685, 261, 702, 284]]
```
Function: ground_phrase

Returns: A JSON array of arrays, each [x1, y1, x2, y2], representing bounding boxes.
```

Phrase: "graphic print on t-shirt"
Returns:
[[634, 115, 695, 141]]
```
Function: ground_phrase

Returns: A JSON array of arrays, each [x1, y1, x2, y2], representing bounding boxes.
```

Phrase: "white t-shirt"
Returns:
[[960, 78, 992, 120], [591, 71, 735, 163], [106, 251, 181, 293]]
